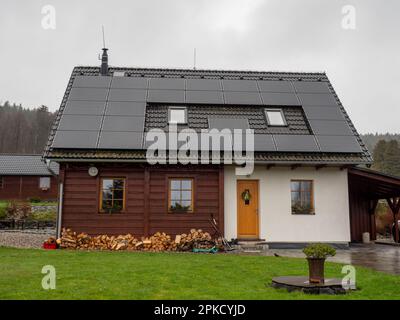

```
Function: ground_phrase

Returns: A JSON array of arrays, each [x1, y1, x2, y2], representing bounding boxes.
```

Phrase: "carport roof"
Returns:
[[348, 167, 400, 199]]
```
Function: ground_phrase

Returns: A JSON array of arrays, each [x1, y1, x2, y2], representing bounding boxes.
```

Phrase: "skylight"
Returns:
[[168, 107, 187, 124], [265, 109, 286, 126]]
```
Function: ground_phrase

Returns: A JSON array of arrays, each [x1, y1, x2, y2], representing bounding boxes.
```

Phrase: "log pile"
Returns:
[[58, 228, 220, 252]]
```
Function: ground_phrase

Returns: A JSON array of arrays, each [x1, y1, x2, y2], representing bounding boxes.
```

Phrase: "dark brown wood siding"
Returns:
[[0, 175, 58, 201], [348, 176, 376, 242], [60, 163, 223, 237]]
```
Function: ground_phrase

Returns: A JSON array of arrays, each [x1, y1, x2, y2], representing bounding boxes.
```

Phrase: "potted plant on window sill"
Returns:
[[303, 243, 336, 284], [170, 203, 191, 213]]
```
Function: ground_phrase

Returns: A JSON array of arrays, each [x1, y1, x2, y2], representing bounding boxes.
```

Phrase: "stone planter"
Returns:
[[307, 257, 325, 284]]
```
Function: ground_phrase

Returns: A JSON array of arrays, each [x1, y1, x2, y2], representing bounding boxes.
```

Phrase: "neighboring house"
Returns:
[[44, 49, 400, 245], [0, 154, 59, 201]]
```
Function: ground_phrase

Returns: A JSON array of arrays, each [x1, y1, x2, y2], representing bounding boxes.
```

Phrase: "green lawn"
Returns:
[[0, 247, 399, 300]]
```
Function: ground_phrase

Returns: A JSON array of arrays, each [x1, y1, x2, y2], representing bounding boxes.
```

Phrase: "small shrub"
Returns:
[[0, 203, 7, 220], [28, 211, 56, 222], [28, 197, 41, 203], [303, 243, 336, 259], [5, 201, 31, 220]]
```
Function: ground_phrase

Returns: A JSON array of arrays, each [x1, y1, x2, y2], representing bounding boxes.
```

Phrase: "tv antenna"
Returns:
[[102, 25, 106, 48], [193, 48, 196, 70]]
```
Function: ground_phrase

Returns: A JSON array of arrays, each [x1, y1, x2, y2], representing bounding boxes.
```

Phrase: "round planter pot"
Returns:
[[307, 258, 325, 284]]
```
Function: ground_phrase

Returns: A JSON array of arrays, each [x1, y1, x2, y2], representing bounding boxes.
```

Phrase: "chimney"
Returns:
[[100, 48, 109, 76]]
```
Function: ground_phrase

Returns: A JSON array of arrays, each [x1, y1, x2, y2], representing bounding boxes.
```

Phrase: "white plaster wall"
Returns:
[[224, 166, 351, 243]]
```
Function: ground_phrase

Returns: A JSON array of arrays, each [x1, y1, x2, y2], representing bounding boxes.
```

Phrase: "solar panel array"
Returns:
[[52, 75, 362, 153]]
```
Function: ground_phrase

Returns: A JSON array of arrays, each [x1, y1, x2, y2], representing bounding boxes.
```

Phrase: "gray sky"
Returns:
[[0, 0, 399, 133]]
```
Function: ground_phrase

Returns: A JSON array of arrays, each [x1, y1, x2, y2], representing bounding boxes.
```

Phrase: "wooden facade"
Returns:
[[59, 163, 224, 237], [0, 175, 58, 201]]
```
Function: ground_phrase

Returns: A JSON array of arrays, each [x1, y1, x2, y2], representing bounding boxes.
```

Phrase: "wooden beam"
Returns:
[[340, 165, 351, 171], [315, 164, 327, 170], [266, 164, 275, 170], [369, 199, 378, 241], [386, 197, 400, 243]]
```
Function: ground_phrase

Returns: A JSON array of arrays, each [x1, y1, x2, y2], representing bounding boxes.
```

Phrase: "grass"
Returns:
[[0, 247, 399, 300]]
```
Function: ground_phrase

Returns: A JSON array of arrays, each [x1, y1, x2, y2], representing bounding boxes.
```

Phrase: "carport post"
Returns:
[[386, 198, 400, 243]]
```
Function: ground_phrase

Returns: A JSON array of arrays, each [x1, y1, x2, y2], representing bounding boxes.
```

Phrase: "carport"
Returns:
[[348, 167, 400, 243]]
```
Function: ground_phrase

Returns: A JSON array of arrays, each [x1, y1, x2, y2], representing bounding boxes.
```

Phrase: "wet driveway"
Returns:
[[263, 244, 400, 275]]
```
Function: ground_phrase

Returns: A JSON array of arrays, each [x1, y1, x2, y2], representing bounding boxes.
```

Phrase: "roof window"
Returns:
[[265, 109, 286, 126]]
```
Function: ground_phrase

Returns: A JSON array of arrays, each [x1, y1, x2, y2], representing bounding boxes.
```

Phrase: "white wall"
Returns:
[[224, 166, 350, 243]]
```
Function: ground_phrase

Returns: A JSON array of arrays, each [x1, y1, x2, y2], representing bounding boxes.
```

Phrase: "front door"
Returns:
[[237, 180, 259, 239]]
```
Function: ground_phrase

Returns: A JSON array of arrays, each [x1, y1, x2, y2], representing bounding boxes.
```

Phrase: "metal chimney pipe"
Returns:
[[100, 48, 109, 76]]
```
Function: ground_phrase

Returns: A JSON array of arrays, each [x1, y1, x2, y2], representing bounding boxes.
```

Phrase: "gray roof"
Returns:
[[44, 66, 371, 164], [0, 155, 59, 176]]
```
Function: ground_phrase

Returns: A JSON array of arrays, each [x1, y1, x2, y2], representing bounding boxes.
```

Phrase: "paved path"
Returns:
[[263, 243, 400, 275]]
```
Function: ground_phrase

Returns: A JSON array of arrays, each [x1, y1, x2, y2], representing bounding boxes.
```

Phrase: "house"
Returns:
[[0, 154, 59, 201], [44, 49, 400, 246]]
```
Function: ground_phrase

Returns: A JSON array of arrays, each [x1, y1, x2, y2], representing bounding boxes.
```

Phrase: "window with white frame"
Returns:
[[39, 177, 51, 190], [168, 107, 187, 124], [265, 109, 286, 126]]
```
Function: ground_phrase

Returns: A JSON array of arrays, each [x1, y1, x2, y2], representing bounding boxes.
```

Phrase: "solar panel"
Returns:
[[274, 135, 319, 152], [63, 101, 106, 115], [297, 93, 337, 106], [69, 87, 109, 101], [261, 92, 300, 106], [293, 81, 330, 93], [224, 91, 263, 105], [98, 131, 143, 149], [58, 115, 102, 131], [52, 131, 98, 148], [72, 76, 111, 88], [303, 105, 345, 120], [143, 132, 191, 150], [149, 78, 185, 90], [108, 89, 147, 102], [254, 134, 276, 151], [257, 80, 294, 93], [147, 90, 185, 103], [208, 118, 249, 130], [185, 91, 224, 104], [186, 78, 222, 91], [102, 116, 145, 132], [309, 120, 352, 135], [105, 102, 146, 116], [111, 77, 148, 89], [316, 135, 362, 153], [222, 79, 258, 92]]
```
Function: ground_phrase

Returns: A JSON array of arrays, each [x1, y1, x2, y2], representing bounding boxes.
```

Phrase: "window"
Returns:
[[291, 180, 314, 215], [169, 107, 187, 124], [39, 177, 51, 190], [265, 109, 286, 126], [100, 178, 125, 213], [168, 178, 193, 213]]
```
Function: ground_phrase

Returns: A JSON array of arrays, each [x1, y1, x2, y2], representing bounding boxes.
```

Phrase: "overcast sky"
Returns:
[[0, 0, 398, 133]]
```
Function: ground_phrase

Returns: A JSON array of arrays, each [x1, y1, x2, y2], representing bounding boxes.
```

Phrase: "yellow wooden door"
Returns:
[[237, 180, 259, 239]]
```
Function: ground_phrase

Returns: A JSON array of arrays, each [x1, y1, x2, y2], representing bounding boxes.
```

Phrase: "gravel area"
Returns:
[[0, 230, 55, 249]]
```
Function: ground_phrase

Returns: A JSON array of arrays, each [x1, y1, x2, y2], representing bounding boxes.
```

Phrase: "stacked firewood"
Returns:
[[58, 228, 218, 252]]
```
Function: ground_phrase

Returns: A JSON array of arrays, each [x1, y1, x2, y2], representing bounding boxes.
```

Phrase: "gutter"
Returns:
[[45, 158, 367, 166]]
